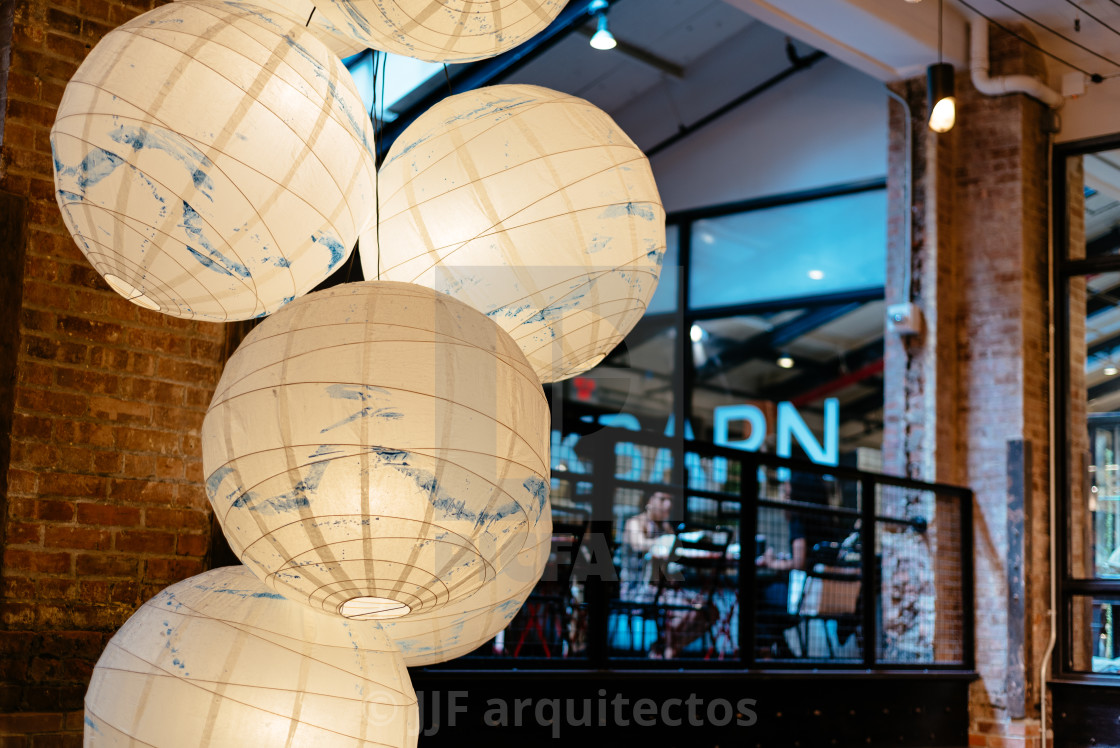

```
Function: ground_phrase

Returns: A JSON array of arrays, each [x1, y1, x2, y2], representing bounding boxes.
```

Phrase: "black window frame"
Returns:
[[1053, 132, 1120, 684]]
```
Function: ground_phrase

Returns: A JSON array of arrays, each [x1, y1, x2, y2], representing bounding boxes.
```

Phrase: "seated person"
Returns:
[[754, 471, 831, 656], [617, 491, 719, 658], [756, 471, 827, 573], [756, 514, 808, 572], [619, 491, 675, 599]]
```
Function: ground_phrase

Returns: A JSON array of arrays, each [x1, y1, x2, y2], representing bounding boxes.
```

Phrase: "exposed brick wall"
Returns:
[[883, 77, 968, 665], [0, 0, 225, 739], [0, 4, 1073, 748], [884, 24, 1053, 748], [883, 75, 963, 487], [1065, 158, 1092, 674], [0, 710, 85, 746], [0, 192, 28, 559]]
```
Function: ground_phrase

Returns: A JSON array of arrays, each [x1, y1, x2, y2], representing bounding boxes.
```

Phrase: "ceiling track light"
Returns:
[[927, 0, 956, 132], [588, 0, 616, 50]]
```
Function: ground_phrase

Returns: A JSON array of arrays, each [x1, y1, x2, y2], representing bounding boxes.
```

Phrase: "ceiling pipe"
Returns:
[[575, 26, 684, 78], [791, 359, 884, 408], [969, 15, 1063, 110]]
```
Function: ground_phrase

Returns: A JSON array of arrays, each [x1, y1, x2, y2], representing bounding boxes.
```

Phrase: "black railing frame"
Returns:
[[424, 427, 975, 674]]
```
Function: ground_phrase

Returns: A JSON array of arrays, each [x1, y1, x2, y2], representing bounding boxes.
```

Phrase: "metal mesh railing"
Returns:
[[435, 427, 973, 671]]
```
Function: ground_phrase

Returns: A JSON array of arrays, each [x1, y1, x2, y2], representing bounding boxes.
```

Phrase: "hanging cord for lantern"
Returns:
[[938, 0, 942, 64], [376, 50, 388, 280], [443, 64, 453, 96], [305, 6, 315, 26], [364, 49, 383, 281], [342, 228, 360, 281], [983, 0, 1120, 68], [1061, 0, 1120, 44]]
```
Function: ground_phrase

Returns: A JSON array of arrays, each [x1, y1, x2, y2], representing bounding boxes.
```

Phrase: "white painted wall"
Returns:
[[1059, 79, 1120, 145]]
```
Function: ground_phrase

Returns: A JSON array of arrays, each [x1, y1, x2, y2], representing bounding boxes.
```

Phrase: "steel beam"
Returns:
[[694, 302, 863, 382], [759, 337, 884, 403]]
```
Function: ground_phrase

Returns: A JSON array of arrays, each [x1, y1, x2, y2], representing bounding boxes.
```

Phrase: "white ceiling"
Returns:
[[724, 0, 1120, 85], [504, 0, 756, 117], [487, 0, 1120, 151], [957, 0, 1120, 80]]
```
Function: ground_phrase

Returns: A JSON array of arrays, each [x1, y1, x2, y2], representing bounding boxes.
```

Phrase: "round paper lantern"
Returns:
[[84, 566, 417, 747], [202, 281, 551, 620], [361, 84, 666, 383], [382, 528, 549, 666], [302, 0, 567, 63], [172, 0, 364, 59], [51, 0, 378, 321]]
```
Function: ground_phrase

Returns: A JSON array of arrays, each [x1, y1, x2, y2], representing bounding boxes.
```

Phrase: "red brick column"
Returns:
[[885, 26, 1053, 748], [0, 0, 225, 740]]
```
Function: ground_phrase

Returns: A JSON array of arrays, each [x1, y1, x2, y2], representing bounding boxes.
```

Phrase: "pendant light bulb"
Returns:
[[927, 62, 956, 133], [590, 13, 616, 50]]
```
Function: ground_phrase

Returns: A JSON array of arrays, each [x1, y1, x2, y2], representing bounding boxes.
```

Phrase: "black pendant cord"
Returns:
[[443, 63, 454, 96], [343, 233, 360, 282], [937, 0, 943, 65], [955, 0, 1102, 78], [984, 0, 1120, 69], [376, 50, 387, 280], [1063, 0, 1120, 40], [367, 50, 379, 282]]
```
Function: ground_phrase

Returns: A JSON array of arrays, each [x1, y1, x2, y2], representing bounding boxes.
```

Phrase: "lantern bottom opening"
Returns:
[[104, 273, 161, 311], [338, 596, 412, 620]]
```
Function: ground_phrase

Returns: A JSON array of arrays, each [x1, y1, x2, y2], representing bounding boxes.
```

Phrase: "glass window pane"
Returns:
[[558, 324, 676, 432], [343, 51, 446, 123], [646, 224, 678, 315], [1070, 272, 1120, 580], [689, 190, 886, 310], [1070, 595, 1120, 673], [687, 306, 884, 468], [754, 468, 864, 663], [1076, 149, 1120, 259]]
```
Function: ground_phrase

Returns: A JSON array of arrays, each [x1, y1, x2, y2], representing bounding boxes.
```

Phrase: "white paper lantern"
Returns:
[[381, 530, 549, 665], [51, 0, 378, 321], [361, 84, 666, 383], [84, 566, 417, 747], [202, 281, 551, 620], [173, 0, 364, 59], [298, 0, 567, 63]]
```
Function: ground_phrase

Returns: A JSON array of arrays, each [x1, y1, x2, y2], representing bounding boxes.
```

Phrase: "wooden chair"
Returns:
[[787, 564, 862, 659]]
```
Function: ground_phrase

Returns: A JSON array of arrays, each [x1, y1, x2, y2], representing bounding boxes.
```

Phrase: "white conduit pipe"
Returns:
[[969, 16, 1064, 109]]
